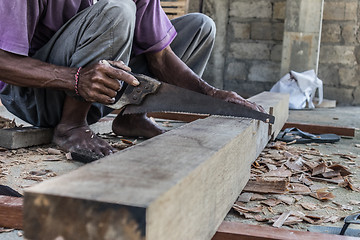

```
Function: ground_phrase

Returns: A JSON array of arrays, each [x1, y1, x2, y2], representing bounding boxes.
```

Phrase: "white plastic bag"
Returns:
[[270, 69, 323, 109]]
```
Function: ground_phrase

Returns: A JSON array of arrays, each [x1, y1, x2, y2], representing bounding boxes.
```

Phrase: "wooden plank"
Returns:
[[0, 116, 114, 150], [282, 122, 355, 137], [0, 127, 53, 149], [0, 196, 23, 229], [213, 221, 359, 240], [23, 92, 289, 240]]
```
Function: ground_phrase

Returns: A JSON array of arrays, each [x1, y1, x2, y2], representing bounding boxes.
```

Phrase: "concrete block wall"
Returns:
[[319, 0, 360, 105], [201, 0, 360, 105]]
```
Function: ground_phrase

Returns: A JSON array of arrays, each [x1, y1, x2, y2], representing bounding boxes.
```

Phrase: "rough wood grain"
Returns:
[[213, 221, 359, 240], [24, 92, 289, 240], [0, 196, 23, 229]]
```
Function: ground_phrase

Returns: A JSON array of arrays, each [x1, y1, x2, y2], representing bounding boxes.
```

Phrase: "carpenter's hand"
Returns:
[[76, 60, 139, 104], [212, 89, 267, 113]]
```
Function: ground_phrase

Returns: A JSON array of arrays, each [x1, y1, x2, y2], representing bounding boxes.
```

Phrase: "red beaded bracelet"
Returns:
[[74, 67, 82, 96]]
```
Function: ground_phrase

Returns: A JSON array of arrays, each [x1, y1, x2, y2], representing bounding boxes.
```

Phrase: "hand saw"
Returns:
[[107, 70, 275, 124]]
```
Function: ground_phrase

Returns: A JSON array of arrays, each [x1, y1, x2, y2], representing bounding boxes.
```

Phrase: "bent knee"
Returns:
[[97, 0, 136, 25], [186, 13, 216, 38]]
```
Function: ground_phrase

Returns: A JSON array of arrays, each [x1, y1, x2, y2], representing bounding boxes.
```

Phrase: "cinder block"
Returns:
[[230, 42, 270, 60], [339, 67, 359, 87], [248, 61, 281, 82], [323, 2, 345, 21], [273, 22, 285, 41], [224, 81, 273, 98], [0, 127, 53, 149], [231, 22, 250, 39], [230, 0, 272, 19], [319, 45, 357, 65], [318, 64, 340, 86], [251, 22, 272, 40], [271, 44, 283, 62], [345, 2, 358, 21], [353, 87, 360, 105], [225, 61, 248, 81], [342, 23, 358, 44], [324, 86, 354, 104], [323, 2, 357, 21], [321, 23, 341, 43], [273, 1, 286, 19]]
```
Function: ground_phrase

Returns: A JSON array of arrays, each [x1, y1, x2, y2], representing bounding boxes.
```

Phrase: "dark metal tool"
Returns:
[[108, 70, 275, 124]]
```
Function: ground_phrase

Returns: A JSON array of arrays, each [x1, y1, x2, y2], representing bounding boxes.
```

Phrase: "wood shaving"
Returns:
[[276, 195, 295, 205], [261, 198, 283, 207], [310, 189, 335, 201], [47, 148, 62, 155], [233, 204, 263, 214], [288, 183, 311, 194], [237, 192, 253, 203], [250, 194, 267, 201], [273, 211, 291, 228], [300, 202, 318, 211], [0, 228, 14, 233]]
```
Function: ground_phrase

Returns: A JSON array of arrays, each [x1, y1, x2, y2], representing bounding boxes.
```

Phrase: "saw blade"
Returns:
[[123, 82, 275, 124]]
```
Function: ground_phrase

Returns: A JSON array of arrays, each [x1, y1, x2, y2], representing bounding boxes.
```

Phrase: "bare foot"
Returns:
[[112, 113, 165, 138], [53, 123, 115, 160]]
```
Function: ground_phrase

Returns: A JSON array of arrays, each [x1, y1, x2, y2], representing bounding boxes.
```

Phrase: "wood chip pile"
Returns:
[[233, 141, 360, 229]]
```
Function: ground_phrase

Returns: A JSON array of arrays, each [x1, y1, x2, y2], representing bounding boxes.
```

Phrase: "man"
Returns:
[[0, 0, 264, 160]]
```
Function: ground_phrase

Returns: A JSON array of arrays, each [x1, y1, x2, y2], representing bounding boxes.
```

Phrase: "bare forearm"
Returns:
[[0, 49, 75, 90], [145, 46, 266, 113], [145, 46, 216, 95]]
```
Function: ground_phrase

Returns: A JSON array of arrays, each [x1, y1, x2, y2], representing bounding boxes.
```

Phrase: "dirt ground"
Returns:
[[0, 107, 359, 239]]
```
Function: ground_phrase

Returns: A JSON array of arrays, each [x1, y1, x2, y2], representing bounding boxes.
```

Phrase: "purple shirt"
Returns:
[[0, 0, 177, 89]]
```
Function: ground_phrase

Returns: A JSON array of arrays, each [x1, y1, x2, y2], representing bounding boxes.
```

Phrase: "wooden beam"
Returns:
[[213, 221, 359, 240], [0, 196, 23, 229], [282, 122, 355, 137], [23, 92, 289, 240]]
